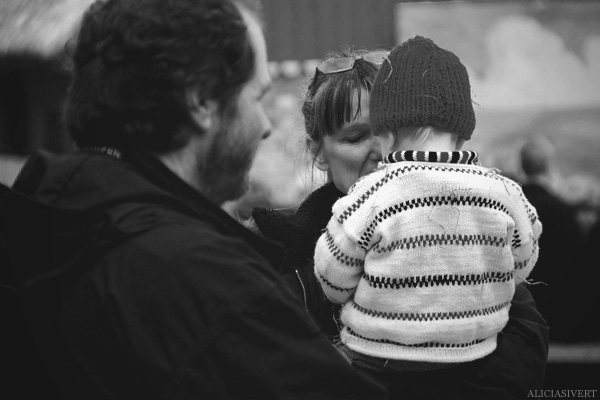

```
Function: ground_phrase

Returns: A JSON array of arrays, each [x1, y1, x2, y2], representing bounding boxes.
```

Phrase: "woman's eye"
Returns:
[[337, 122, 371, 144], [344, 135, 364, 144], [343, 128, 371, 143]]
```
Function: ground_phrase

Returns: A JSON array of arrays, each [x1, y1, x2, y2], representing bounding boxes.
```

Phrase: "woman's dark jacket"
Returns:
[[0, 151, 388, 400], [253, 181, 550, 399], [253, 181, 345, 338]]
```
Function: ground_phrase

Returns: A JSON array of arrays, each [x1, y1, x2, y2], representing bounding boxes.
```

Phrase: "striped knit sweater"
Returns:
[[314, 150, 542, 364]]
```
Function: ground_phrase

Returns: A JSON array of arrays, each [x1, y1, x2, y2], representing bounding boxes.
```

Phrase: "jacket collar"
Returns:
[[126, 150, 285, 268], [12, 149, 283, 270]]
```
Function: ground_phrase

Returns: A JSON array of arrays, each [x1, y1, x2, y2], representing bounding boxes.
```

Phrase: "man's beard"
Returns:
[[197, 115, 255, 205]]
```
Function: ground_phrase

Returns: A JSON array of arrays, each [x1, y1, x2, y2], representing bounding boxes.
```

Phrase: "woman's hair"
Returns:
[[64, 0, 258, 153], [301, 50, 379, 153]]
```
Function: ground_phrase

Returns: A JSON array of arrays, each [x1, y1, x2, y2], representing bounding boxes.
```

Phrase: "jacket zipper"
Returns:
[[294, 269, 308, 311]]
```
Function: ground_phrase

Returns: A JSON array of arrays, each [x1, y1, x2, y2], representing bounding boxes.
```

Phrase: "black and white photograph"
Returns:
[[1, 1, 598, 399]]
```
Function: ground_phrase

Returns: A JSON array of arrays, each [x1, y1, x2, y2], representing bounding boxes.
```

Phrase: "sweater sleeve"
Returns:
[[508, 181, 543, 284], [314, 213, 366, 305]]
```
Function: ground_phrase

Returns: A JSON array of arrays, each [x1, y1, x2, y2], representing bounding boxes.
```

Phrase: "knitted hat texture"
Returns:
[[370, 36, 476, 140]]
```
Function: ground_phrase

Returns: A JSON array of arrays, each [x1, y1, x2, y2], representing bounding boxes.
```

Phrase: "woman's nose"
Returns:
[[369, 137, 382, 161]]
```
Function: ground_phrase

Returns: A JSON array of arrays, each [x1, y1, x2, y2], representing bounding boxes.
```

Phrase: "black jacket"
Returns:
[[253, 182, 344, 338], [1, 150, 388, 400], [521, 182, 589, 342], [253, 181, 550, 400]]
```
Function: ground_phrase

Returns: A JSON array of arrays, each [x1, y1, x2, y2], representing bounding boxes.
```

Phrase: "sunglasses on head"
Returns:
[[316, 50, 390, 75]]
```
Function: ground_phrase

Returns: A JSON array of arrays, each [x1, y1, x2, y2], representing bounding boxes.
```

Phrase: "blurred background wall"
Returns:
[[2, 0, 598, 213]]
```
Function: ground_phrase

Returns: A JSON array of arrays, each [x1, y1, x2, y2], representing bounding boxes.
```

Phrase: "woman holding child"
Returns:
[[252, 40, 549, 399]]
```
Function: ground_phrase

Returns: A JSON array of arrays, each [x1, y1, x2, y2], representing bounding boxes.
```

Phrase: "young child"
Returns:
[[314, 36, 542, 372]]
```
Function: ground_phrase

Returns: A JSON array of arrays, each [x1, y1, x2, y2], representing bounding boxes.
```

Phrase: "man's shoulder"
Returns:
[[116, 215, 272, 272], [92, 217, 286, 311], [154, 219, 250, 249]]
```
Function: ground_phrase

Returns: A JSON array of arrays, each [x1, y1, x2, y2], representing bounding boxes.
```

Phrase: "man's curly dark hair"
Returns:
[[64, 0, 260, 153]]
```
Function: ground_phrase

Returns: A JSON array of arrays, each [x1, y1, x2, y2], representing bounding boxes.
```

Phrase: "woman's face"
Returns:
[[315, 91, 382, 194]]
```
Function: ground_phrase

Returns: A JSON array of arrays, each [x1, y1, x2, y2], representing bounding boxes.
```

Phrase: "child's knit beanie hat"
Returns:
[[370, 36, 476, 140]]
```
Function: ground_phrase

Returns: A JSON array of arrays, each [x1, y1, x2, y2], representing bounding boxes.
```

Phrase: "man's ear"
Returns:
[[306, 137, 329, 172], [185, 87, 219, 132]]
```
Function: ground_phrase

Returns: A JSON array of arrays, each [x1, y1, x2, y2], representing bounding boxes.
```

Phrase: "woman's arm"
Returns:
[[459, 284, 549, 398]]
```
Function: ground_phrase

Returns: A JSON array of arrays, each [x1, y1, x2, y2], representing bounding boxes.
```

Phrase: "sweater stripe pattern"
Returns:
[[314, 150, 542, 364]]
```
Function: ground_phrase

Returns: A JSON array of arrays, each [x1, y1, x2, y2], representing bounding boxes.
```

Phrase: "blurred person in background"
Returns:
[[252, 48, 549, 399], [519, 136, 587, 342], [0, 0, 389, 399], [558, 172, 600, 342], [579, 211, 600, 342], [560, 173, 600, 239]]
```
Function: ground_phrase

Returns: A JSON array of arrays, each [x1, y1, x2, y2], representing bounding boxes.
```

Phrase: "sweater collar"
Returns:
[[383, 150, 480, 165]]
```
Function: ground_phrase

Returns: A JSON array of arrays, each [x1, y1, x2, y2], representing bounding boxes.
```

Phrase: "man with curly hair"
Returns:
[[2, 0, 388, 398]]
